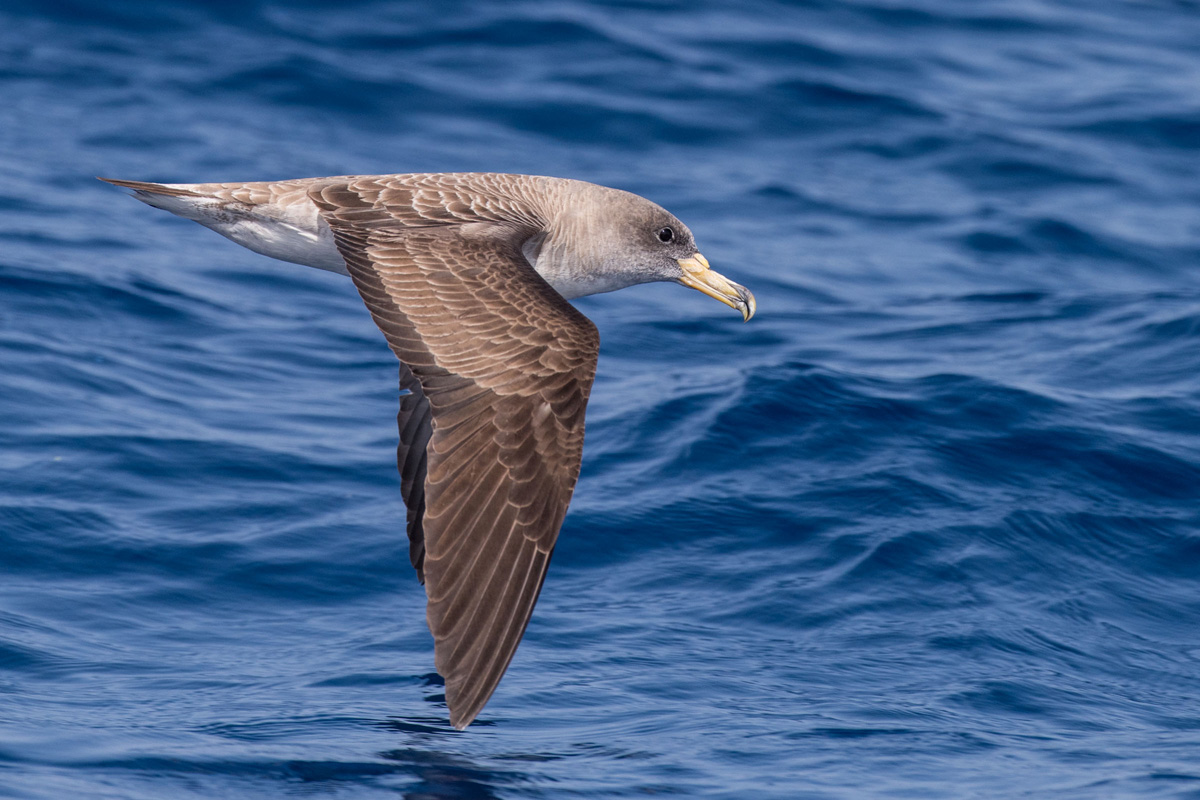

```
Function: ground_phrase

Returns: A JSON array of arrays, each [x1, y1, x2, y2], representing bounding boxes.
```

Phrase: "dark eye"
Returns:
[[657, 226, 674, 243]]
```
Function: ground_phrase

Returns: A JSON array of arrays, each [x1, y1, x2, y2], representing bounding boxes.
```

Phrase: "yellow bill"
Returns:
[[676, 253, 756, 322]]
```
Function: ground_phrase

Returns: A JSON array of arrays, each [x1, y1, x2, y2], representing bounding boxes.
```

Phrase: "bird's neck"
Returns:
[[528, 194, 646, 300]]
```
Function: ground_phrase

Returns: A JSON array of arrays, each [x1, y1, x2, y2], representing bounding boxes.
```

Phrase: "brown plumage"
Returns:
[[101, 172, 755, 729]]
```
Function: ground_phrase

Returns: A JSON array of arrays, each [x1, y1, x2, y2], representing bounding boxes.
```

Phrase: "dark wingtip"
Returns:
[[445, 676, 484, 730]]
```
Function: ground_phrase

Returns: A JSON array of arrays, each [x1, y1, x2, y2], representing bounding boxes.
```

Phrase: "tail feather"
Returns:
[[97, 177, 200, 197], [99, 175, 347, 274]]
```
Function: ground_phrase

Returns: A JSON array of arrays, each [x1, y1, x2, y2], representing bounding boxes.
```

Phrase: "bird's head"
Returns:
[[536, 183, 756, 321]]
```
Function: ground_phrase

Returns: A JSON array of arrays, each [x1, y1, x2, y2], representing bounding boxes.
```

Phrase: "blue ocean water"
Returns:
[[3, 0, 1200, 796]]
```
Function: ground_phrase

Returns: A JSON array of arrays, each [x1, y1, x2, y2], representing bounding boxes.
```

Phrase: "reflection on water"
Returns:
[[382, 745, 512, 800]]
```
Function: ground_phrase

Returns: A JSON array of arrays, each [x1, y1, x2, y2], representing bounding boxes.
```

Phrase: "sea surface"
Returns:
[[3, 1, 1200, 797]]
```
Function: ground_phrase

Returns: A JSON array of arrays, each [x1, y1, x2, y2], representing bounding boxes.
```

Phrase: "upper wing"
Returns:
[[311, 182, 600, 729]]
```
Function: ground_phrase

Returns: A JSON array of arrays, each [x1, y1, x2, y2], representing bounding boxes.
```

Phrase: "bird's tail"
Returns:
[[97, 176, 223, 220], [97, 177, 203, 197]]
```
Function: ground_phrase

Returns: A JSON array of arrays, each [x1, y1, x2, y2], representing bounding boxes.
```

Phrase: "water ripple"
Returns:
[[3, 0, 1200, 798]]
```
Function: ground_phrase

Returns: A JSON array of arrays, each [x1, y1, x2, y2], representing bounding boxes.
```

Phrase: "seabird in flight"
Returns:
[[101, 172, 755, 728]]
